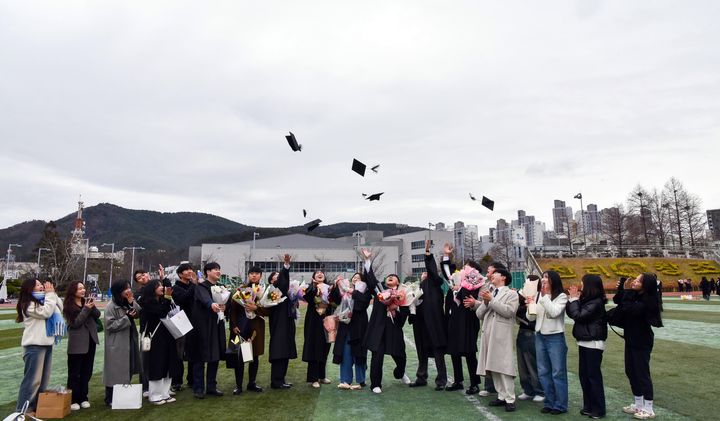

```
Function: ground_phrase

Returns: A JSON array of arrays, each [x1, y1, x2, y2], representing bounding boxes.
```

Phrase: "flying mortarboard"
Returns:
[[371, 164, 380, 174], [303, 209, 307, 218], [469, 193, 477, 201], [365, 192, 384, 201], [286, 132, 302, 152], [481, 196, 495, 211], [351, 159, 366, 177], [304, 218, 322, 232]]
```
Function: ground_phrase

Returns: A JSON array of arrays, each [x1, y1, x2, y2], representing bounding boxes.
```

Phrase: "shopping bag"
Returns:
[[161, 309, 193, 339], [36, 391, 71, 418], [240, 340, 253, 363], [111, 384, 142, 409], [3, 400, 43, 421]]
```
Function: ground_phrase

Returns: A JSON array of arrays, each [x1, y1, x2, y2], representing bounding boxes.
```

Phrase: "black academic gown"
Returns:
[[362, 268, 408, 357], [445, 286, 480, 355], [268, 266, 298, 361], [188, 281, 226, 363], [302, 283, 333, 362], [140, 296, 174, 380], [416, 254, 447, 351], [331, 283, 371, 365]]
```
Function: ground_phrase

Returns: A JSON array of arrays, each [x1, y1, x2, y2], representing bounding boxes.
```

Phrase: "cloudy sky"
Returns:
[[1, 0, 719, 235]]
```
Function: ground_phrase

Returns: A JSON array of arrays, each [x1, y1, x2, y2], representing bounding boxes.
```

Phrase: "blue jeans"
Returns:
[[536, 333, 568, 412], [339, 336, 366, 384], [17, 345, 53, 411]]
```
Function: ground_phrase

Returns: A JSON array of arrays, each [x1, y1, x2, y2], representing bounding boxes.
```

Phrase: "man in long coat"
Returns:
[[466, 268, 519, 412], [188, 262, 226, 399], [268, 254, 297, 389]]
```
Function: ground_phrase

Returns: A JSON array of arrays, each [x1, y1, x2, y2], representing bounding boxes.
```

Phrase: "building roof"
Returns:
[[234, 233, 356, 250]]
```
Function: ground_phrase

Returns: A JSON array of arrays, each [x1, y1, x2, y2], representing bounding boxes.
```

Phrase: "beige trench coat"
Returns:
[[475, 287, 519, 377]]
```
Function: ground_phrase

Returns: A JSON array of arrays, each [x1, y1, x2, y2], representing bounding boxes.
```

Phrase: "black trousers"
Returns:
[[234, 356, 260, 389], [270, 358, 290, 387], [579, 347, 606, 416], [170, 337, 185, 387], [306, 343, 330, 382], [193, 361, 219, 394], [370, 350, 406, 389], [624, 346, 653, 400], [450, 352, 480, 387], [67, 341, 96, 403]]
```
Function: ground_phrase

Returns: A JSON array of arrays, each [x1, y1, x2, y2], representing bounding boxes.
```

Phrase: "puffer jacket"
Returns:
[[566, 297, 607, 341]]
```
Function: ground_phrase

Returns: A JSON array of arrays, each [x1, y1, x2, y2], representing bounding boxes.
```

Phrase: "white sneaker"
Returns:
[[337, 382, 351, 390], [142, 391, 150, 398], [478, 390, 491, 397], [623, 404, 641, 414], [165, 397, 177, 404], [169, 390, 176, 396], [311, 382, 320, 388], [372, 387, 382, 394], [533, 395, 546, 403], [80, 401, 91, 409], [321, 378, 332, 384], [634, 409, 656, 419], [401, 374, 411, 385], [70, 403, 80, 411], [152, 400, 166, 406], [517, 393, 533, 400]]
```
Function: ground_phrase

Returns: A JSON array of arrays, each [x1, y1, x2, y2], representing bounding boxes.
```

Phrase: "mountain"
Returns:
[[0, 203, 424, 262]]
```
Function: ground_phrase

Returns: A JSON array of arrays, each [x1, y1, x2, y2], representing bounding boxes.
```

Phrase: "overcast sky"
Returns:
[[1, 0, 719, 236]]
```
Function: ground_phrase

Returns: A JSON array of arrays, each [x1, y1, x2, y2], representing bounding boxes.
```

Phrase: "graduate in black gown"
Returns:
[[268, 254, 297, 389], [408, 240, 449, 390], [302, 270, 334, 388], [361, 248, 411, 394]]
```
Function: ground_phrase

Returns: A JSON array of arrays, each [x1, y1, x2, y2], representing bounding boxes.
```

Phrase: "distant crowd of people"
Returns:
[[14, 241, 665, 420]]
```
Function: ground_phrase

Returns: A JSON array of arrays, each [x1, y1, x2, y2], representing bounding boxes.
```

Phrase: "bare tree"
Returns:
[[681, 193, 707, 248], [627, 185, 651, 244], [647, 188, 671, 246], [602, 204, 630, 256], [489, 237, 513, 270], [35, 221, 82, 288], [662, 177, 687, 249]]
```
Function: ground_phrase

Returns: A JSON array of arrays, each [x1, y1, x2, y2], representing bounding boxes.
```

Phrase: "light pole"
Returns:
[[101, 243, 115, 295], [353, 232, 363, 272], [82, 239, 90, 284], [574, 193, 587, 251], [684, 204, 695, 248], [37, 247, 50, 277], [252, 232, 260, 265], [637, 192, 649, 245], [5, 244, 22, 280], [672, 188, 683, 249], [123, 246, 145, 287]]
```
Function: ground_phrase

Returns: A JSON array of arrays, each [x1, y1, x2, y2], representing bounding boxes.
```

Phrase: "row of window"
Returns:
[[411, 253, 425, 262], [245, 261, 358, 274], [411, 240, 434, 250]]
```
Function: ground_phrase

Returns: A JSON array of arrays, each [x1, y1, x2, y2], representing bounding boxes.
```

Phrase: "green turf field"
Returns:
[[0, 296, 717, 420]]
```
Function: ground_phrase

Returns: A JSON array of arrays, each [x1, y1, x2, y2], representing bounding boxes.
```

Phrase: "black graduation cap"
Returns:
[[481, 196, 495, 211], [352, 159, 366, 177], [286, 132, 302, 152], [469, 193, 477, 201], [304, 218, 322, 231], [365, 192, 384, 201], [303, 209, 307, 218], [371, 165, 380, 174]]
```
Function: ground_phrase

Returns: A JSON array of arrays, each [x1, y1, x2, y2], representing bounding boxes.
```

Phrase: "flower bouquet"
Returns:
[[210, 285, 231, 322], [258, 284, 287, 308], [313, 283, 331, 315], [452, 266, 486, 305], [377, 288, 405, 321], [288, 279, 309, 302], [400, 282, 423, 314], [232, 283, 264, 319]]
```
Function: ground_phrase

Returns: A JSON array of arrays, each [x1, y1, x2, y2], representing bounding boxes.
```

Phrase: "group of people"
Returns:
[[14, 242, 664, 420], [698, 277, 718, 300]]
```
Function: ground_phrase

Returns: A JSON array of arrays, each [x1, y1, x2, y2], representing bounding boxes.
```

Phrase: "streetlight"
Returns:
[[684, 204, 695, 248], [37, 247, 50, 277], [101, 243, 115, 295], [123, 246, 145, 287], [672, 188, 683, 249], [252, 232, 260, 265], [636, 192, 649, 245], [353, 232, 363, 272], [4, 244, 22, 280], [82, 239, 90, 284], [574, 193, 587, 251]]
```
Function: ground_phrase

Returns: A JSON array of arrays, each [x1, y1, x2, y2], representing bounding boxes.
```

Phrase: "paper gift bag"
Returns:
[[36, 390, 71, 418], [111, 384, 142, 410], [161, 309, 193, 339], [240, 340, 253, 363]]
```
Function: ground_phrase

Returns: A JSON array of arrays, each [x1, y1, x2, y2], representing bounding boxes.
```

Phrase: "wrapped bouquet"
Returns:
[[400, 282, 424, 314], [313, 283, 331, 315], [232, 283, 264, 319], [335, 277, 355, 324], [377, 288, 405, 321], [453, 266, 485, 305], [210, 285, 231, 322], [288, 279, 309, 302], [258, 284, 287, 308]]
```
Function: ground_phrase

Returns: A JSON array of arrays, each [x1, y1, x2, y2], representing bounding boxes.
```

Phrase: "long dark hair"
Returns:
[[312, 270, 325, 282], [63, 281, 85, 324], [579, 274, 607, 304], [110, 280, 131, 307], [141, 279, 162, 304], [543, 270, 564, 300], [639, 273, 663, 328], [16, 277, 41, 323], [267, 271, 279, 284]]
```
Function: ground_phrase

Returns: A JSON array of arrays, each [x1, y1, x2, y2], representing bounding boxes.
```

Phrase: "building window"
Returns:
[[411, 254, 425, 263], [411, 267, 425, 276], [411, 240, 433, 250]]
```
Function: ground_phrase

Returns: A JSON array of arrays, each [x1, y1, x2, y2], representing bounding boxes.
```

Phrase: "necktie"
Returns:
[[493, 288, 498, 297]]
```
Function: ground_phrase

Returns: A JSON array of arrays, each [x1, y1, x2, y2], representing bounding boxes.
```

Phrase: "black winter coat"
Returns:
[[445, 285, 480, 355], [139, 296, 174, 381], [362, 268, 408, 356], [566, 297, 608, 342], [331, 282, 371, 365], [412, 254, 447, 351], [302, 282, 333, 362], [268, 266, 297, 361], [612, 290, 655, 349], [188, 281, 226, 362]]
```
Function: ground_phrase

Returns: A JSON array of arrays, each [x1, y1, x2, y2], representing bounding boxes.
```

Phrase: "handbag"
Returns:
[[111, 384, 142, 409], [95, 317, 104, 333], [606, 306, 625, 338], [140, 323, 161, 352]]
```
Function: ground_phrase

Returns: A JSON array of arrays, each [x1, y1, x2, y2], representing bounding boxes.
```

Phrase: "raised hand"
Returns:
[[425, 240, 431, 252], [284, 254, 291, 264], [361, 248, 372, 260], [443, 242, 453, 256], [158, 264, 165, 280]]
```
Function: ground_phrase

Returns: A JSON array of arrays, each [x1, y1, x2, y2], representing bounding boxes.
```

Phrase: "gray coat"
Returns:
[[475, 286, 519, 377], [66, 305, 101, 355], [103, 301, 142, 387]]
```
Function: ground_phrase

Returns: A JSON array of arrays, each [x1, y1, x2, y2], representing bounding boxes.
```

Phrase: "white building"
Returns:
[[385, 228, 455, 279]]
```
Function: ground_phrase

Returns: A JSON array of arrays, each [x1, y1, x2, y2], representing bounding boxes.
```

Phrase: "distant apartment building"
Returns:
[[707, 209, 720, 241]]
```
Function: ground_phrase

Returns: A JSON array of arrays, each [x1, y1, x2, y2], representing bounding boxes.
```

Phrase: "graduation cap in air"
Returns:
[[351, 159, 366, 177], [481, 196, 495, 211], [371, 164, 380, 174], [286, 132, 302, 152], [303, 209, 307, 218], [363, 192, 384, 201], [304, 218, 322, 232], [469, 193, 477, 201]]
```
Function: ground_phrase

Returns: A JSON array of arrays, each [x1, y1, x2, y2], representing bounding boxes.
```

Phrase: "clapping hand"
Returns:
[[568, 285, 580, 299]]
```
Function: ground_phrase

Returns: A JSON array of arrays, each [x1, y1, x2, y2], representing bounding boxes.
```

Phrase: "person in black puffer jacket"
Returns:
[[566, 274, 608, 419], [612, 273, 663, 420]]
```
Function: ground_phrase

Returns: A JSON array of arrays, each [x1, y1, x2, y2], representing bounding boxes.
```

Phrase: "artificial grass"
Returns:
[[660, 309, 720, 324]]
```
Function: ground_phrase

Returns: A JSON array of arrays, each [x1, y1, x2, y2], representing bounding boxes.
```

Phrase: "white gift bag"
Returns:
[[240, 340, 253, 363], [161, 309, 194, 339], [112, 384, 142, 409]]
